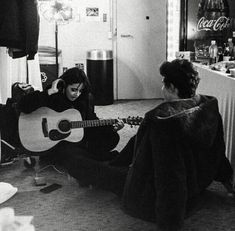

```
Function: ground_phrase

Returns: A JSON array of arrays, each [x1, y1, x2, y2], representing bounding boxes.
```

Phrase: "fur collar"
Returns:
[[145, 95, 219, 148]]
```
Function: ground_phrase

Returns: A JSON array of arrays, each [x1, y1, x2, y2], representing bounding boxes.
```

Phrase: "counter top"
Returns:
[[193, 62, 235, 79]]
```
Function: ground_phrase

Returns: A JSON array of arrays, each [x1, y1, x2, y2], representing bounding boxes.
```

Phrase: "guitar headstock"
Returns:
[[124, 116, 143, 126]]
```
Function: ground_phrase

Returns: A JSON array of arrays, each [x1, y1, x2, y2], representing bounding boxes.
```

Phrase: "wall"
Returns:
[[38, 0, 112, 74], [38, 0, 167, 99], [114, 0, 166, 99]]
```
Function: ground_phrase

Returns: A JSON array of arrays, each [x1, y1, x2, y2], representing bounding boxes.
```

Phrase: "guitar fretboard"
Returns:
[[71, 119, 122, 128]]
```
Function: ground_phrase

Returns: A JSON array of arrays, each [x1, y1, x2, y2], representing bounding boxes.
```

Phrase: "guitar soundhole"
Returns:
[[58, 120, 71, 133]]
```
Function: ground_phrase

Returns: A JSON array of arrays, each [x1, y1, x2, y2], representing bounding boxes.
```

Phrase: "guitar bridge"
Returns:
[[42, 118, 49, 137], [49, 129, 70, 141]]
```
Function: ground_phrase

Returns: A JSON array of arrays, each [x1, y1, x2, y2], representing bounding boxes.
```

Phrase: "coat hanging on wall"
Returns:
[[0, 0, 40, 60]]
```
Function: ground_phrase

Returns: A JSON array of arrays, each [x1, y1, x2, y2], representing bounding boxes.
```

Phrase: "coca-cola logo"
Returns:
[[197, 16, 230, 32]]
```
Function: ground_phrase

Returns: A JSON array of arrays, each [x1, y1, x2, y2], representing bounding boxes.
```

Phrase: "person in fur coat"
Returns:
[[110, 59, 234, 230], [62, 59, 234, 231]]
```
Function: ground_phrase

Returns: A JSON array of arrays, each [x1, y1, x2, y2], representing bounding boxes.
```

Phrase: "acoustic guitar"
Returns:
[[18, 107, 143, 152]]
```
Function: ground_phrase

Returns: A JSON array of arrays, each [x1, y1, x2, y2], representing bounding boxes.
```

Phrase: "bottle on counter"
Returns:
[[223, 41, 231, 61], [223, 38, 234, 61], [232, 32, 235, 59], [217, 46, 224, 62], [209, 40, 218, 64], [228, 38, 234, 57]]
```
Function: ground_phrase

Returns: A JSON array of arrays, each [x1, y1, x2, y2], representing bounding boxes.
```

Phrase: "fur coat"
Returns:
[[122, 95, 233, 231]]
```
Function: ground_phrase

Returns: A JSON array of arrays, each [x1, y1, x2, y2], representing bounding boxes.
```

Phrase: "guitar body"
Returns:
[[18, 106, 142, 153], [18, 107, 83, 152]]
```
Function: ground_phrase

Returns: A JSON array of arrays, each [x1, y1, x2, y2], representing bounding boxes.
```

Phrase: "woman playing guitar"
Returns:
[[17, 67, 124, 164]]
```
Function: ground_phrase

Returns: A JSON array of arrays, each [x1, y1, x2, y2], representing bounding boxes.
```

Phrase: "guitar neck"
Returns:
[[71, 118, 123, 128]]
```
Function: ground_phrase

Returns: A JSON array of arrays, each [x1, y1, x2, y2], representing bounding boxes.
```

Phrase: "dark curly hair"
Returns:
[[59, 67, 92, 95], [160, 59, 200, 98]]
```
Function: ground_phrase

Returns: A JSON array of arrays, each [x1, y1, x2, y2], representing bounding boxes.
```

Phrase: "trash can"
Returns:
[[38, 46, 62, 90], [40, 64, 57, 90], [87, 49, 113, 105]]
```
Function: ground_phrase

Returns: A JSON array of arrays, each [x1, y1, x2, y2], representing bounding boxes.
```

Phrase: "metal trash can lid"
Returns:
[[87, 49, 113, 60]]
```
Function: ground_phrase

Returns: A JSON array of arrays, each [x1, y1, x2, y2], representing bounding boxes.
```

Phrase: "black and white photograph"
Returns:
[[86, 7, 99, 17], [1, 0, 235, 230]]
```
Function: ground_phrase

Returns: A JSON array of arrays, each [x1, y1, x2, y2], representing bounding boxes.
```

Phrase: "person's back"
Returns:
[[122, 94, 233, 230], [119, 59, 234, 230]]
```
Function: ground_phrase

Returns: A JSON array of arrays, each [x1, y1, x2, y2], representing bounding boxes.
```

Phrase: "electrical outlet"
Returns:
[[103, 13, 107, 22]]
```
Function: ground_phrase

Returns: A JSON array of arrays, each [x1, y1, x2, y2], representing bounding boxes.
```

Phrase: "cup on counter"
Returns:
[[230, 68, 235, 77], [223, 56, 231, 61]]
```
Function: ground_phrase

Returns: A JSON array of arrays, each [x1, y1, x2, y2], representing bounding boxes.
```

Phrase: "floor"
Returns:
[[1, 99, 235, 231], [0, 99, 160, 231]]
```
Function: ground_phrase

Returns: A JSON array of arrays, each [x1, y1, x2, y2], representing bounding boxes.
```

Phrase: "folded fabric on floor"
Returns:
[[0, 182, 18, 204], [0, 207, 34, 231]]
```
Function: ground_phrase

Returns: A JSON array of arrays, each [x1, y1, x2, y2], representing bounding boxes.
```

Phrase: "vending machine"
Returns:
[[180, 0, 235, 61]]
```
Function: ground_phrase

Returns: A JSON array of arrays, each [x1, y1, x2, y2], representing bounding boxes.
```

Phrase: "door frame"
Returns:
[[111, 0, 118, 100]]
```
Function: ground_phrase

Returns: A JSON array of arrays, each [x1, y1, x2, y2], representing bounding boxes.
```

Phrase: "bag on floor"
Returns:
[[0, 82, 34, 164]]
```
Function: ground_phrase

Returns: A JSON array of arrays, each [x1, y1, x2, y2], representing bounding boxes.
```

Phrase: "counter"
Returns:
[[195, 63, 235, 170]]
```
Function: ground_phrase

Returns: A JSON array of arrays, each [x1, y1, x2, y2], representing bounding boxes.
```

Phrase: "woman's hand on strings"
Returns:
[[113, 119, 125, 132]]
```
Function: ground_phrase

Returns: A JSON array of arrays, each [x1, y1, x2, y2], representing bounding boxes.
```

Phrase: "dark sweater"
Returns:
[[17, 90, 119, 159]]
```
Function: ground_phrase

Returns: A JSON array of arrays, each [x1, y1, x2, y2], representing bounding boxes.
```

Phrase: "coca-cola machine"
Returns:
[[181, 0, 235, 61]]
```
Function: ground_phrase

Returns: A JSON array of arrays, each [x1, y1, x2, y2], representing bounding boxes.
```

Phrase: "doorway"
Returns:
[[113, 0, 167, 100]]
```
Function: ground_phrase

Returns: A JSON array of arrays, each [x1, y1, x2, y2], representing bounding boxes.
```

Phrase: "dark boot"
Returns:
[[109, 135, 136, 167]]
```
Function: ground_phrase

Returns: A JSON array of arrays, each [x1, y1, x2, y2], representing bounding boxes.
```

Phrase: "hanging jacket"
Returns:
[[0, 0, 40, 60]]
